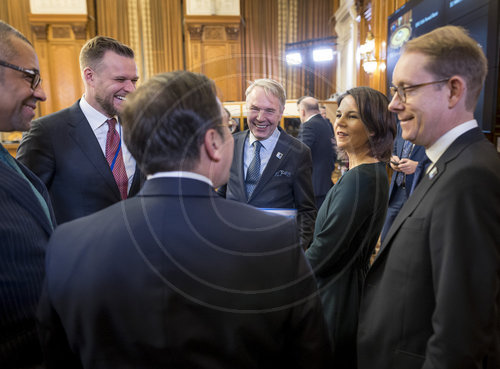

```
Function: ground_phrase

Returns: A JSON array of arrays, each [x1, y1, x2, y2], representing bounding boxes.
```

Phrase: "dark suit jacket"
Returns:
[[358, 128, 500, 369], [218, 128, 317, 249], [298, 114, 336, 201], [38, 177, 333, 369], [17, 100, 144, 225], [0, 153, 55, 368], [380, 127, 427, 241]]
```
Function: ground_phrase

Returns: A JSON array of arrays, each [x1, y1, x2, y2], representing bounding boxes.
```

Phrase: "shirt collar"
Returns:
[[248, 127, 280, 151], [304, 113, 321, 123], [425, 119, 478, 164], [80, 96, 116, 130], [147, 171, 213, 187]]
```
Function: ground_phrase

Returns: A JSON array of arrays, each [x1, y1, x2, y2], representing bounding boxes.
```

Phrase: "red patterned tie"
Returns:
[[105, 118, 128, 199]]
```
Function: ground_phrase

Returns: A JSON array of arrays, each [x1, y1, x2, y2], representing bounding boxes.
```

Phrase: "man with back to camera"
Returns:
[[17, 36, 144, 224], [357, 25, 500, 369], [37, 70, 334, 369], [297, 96, 337, 208], [0, 21, 56, 368], [218, 79, 317, 249]]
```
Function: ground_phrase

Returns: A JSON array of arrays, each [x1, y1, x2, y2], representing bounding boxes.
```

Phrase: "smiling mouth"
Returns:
[[115, 95, 126, 101], [254, 123, 268, 129], [336, 131, 348, 137]]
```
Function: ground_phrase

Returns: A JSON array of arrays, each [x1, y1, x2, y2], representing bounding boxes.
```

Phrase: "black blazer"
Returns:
[[0, 155, 55, 368], [17, 100, 144, 225], [38, 177, 333, 369], [218, 128, 317, 249], [358, 128, 500, 369], [298, 114, 336, 199]]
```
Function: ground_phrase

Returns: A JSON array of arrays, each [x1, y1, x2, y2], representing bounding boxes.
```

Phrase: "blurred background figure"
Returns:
[[297, 96, 337, 208]]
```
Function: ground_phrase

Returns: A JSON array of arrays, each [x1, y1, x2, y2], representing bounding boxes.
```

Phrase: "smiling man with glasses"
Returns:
[[0, 21, 55, 369], [0, 60, 42, 90], [358, 25, 500, 369]]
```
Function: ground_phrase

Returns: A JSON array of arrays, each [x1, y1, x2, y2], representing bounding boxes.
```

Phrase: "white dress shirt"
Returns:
[[425, 119, 478, 171], [147, 171, 213, 187], [80, 96, 136, 190], [244, 128, 281, 177]]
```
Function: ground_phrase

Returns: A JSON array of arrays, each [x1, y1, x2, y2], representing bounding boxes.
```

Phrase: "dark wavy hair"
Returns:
[[337, 87, 396, 162], [121, 71, 223, 175]]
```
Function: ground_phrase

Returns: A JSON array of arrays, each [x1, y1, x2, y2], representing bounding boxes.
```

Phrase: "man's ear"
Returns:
[[204, 128, 222, 162], [447, 75, 466, 109], [83, 67, 95, 85]]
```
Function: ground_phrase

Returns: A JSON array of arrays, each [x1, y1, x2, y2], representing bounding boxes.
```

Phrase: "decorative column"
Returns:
[[334, 0, 359, 94]]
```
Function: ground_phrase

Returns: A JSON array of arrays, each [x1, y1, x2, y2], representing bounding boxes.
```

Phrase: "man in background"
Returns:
[[218, 79, 316, 249], [298, 96, 337, 208], [379, 122, 427, 241], [0, 21, 55, 368], [38, 70, 333, 369], [358, 25, 500, 369], [17, 36, 144, 224]]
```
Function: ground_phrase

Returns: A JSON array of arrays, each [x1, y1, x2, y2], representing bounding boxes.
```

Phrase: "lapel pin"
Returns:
[[428, 166, 438, 179], [276, 152, 283, 159]]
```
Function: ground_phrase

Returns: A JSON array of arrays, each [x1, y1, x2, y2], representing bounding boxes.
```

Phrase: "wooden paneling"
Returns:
[[184, 15, 242, 102], [29, 14, 88, 115]]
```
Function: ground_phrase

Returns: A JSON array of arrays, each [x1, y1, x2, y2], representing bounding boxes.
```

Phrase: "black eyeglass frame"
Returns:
[[0, 60, 42, 90], [390, 78, 450, 103]]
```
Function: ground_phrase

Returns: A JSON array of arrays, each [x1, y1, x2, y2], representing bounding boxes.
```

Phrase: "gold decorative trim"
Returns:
[[225, 26, 239, 40], [188, 25, 203, 40]]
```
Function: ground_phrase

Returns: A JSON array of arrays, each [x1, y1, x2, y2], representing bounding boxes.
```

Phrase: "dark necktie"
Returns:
[[245, 141, 262, 199], [106, 118, 128, 199], [395, 140, 413, 187], [0, 145, 53, 227]]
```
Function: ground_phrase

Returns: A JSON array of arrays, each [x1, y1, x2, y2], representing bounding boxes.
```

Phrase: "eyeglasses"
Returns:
[[218, 120, 237, 133], [0, 60, 42, 90], [390, 78, 449, 103]]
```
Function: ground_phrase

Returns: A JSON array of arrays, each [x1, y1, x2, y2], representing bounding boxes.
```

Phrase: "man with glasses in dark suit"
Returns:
[[358, 25, 500, 369], [0, 21, 55, 369]]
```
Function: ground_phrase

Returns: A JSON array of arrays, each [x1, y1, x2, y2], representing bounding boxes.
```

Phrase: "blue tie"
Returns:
[[245, 141, 262, 199], [0, 145, 53, 227], [396, 140, 413, 187]]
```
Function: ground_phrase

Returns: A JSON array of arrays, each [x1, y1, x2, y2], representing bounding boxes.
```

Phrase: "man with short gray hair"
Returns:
[[219, 78, 316, 249]]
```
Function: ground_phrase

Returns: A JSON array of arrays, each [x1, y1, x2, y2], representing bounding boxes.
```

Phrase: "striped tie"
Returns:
[[106, 118, 128, 199], [245, 141, 262, 199]]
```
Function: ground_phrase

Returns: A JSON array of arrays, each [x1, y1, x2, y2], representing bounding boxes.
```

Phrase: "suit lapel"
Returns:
[[68, 103, 120, 198], [0, 161, 54, 235], [234, 132, 249, 200], [374, 128, 484, 264], [249, 132, 290, 201]]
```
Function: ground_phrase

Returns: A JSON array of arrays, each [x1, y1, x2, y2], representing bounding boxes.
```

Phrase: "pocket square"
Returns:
[[274, 170, 291, 177]]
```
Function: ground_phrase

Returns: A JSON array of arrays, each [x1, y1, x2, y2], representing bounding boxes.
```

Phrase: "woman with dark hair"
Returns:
[[305, 86, 396, 369]]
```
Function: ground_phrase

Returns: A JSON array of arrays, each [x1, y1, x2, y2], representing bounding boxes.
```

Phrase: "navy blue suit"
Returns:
[[298, 114, 336, 209], [38, 177, 333, 369], [380, 126, 427, 241], [17, 100, 144, 225], [218, 128, 317, 249], [0, 150, 55, 368]]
